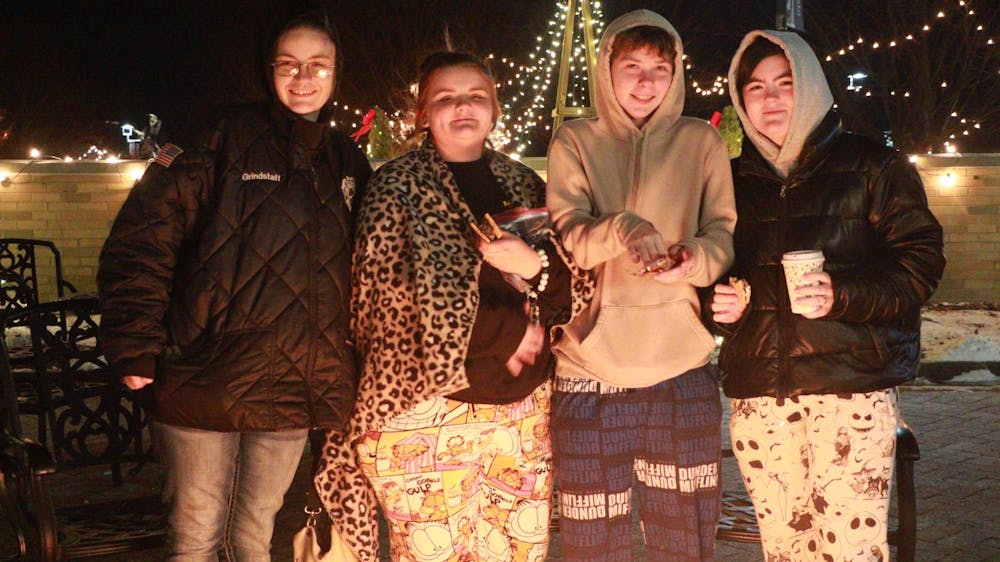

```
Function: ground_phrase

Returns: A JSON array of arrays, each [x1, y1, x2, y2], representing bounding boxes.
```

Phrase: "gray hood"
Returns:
[[595, 10, 685, 139], [728, 30, 833, 177]]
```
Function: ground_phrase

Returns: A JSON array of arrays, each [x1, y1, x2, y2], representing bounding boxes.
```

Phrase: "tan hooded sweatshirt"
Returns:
[[728, 30, 834, 177], [546, 10, 736, 387]]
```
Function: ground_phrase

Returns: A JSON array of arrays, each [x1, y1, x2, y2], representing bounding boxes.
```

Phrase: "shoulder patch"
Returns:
[[153, 143, 184, 168]]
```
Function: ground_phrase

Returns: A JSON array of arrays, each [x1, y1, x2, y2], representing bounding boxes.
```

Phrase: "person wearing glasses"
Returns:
[[97, 5, 370, 560]]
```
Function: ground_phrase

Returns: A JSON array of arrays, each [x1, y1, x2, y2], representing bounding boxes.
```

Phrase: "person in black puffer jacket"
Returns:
[[97, 5, 370, 560], [703, 31, 944, 562]]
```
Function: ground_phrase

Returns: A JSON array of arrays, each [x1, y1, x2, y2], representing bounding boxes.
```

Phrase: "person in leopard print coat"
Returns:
[[315, 52, 592, 561]]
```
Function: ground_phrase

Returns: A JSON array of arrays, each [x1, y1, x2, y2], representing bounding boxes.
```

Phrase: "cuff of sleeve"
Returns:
[[113, 355, 158, 381], [678, 239, 706, 280], [824, 275, 847, 319], [614, 212, 650, 244]]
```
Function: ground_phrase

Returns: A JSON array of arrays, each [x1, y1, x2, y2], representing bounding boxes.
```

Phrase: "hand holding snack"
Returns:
[[649, 244, 694, 284], [477, 220, 541, 279], [469, 213, 504, 244], [711, 277, 751, 324], [634, 255, 675, 276]]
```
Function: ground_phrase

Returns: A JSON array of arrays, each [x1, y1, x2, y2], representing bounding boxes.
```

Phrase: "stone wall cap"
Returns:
[[911, 153, 1000, 168], [0, 159, 149, 175]]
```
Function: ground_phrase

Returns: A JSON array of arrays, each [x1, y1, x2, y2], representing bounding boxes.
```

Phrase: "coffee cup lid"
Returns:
[[781, 250, 824, 262]]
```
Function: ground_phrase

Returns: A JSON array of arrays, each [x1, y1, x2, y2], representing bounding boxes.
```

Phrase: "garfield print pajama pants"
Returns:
[[551, 366, 722, 561], [357, 382, 553, 562], [729, 390, 899, 562]]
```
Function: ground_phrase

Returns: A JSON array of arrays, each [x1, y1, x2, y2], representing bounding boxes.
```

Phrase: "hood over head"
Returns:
[[595, 10, 685, 138], [260, 1, 343, 123], [728, 30, 833, 177]]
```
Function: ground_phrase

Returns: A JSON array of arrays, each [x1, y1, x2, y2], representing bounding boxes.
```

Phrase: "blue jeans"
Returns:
[[155, 421, 308, 562]]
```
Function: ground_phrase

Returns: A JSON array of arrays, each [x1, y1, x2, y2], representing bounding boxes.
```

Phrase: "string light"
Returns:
[[822, 1, 993, 60], [128, 166, 145, 182], [329, 0, 994, 157], [77, 145, 120, 161], [821, 0, 997, 152]]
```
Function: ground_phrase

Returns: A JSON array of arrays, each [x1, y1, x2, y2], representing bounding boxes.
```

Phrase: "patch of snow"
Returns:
[[940, 336, 1000, 362], [921, 309, 1000, 362], [945, 369, 999, 384]]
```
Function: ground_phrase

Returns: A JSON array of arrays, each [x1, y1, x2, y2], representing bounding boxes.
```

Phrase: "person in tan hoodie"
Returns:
[[546, 9, 736, 561]]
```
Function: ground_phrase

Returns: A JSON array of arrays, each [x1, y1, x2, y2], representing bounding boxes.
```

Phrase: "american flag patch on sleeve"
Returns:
[[153, 143, 184, 168]]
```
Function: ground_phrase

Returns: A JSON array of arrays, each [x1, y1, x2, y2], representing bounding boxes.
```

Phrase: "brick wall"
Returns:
[[915, 154, 1000, 303], [1, 154, 998, 303], [0, 160, 146, 297]]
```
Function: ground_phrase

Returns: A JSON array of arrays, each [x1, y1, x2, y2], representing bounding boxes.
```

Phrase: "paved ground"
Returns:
[[34, 383, 995, 561]]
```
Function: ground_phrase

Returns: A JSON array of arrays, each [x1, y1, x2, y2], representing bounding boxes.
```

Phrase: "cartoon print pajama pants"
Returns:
[[729, 390, 899, 562], [551, 366, 722, 561], [357, 382, 553, 562]]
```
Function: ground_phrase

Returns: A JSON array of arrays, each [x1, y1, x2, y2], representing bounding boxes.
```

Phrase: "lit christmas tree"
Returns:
[[501, 0, 606, 157]]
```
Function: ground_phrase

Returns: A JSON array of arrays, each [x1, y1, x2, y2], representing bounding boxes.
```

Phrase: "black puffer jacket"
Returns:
[[706, 111, 945, 399], [98, 103, 372, 431]]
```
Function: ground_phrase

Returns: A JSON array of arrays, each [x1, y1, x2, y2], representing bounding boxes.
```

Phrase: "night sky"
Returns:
[[1, 1, 780, 157], [3, 1, 996, 157]]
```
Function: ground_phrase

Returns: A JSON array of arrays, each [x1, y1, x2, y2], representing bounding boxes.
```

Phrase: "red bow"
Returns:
[[350, 109, 376, 142], [709, 111, 723, 129]]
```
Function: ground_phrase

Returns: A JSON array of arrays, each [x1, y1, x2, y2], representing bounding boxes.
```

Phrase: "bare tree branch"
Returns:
[[806, 0, 1000, 152]]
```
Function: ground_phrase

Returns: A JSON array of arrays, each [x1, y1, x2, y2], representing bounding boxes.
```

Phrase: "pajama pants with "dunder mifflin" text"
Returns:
[[551, 366, 722, 561]]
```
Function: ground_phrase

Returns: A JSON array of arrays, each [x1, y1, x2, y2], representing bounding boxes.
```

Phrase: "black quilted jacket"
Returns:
[[705, 111, 945, 399], [98, 103, 372, 431]]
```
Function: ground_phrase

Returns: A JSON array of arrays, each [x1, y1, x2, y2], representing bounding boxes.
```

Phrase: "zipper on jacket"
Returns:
[[304, 171, 320, 425], [776, 178, 792, 398]]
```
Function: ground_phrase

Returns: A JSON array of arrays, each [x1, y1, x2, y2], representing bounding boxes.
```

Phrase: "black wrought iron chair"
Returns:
[[1, 239, 80, 445], [0, 239, 77, 319], [716, 421, 919, 562], [0, 296, 164, 561]]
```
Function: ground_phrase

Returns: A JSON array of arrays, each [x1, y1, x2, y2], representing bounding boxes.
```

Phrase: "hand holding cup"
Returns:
[[792, 271, 834, 319], [781, 250, 832, 318]]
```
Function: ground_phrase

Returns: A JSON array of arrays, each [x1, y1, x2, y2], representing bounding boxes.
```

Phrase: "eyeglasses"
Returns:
[[271, 60, 335, 79]]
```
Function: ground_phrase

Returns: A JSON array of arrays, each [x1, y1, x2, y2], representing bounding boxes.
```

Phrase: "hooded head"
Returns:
[[595, 10, 686, 137], [728, 30, 833, 177], [261, 3, 343, 122]]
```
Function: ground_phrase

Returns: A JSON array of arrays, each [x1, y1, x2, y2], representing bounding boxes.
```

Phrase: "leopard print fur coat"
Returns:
[[315, 139, 593, 560]]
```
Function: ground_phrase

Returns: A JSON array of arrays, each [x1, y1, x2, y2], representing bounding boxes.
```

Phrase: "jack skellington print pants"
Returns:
[[729, 390, 898, 562]]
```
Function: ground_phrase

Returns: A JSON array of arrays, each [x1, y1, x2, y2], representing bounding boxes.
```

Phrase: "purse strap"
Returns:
[[304, 429, 332, 550], [304, 485, 323, 527]]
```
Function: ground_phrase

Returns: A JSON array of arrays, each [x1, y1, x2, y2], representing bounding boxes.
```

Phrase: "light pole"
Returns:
[[776, 0, 805, 33]]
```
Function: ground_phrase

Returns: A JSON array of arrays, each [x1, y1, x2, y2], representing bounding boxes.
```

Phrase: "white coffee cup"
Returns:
[[781, 250, 825, 314]]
